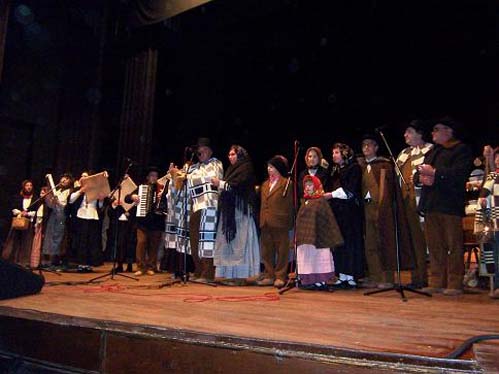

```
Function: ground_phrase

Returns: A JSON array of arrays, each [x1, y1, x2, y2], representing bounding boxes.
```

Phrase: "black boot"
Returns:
[[116, 263, 124, 273], [126, 263, 133, 273]]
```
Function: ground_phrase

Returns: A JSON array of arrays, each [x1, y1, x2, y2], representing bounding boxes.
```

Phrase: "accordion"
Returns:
[[136, 184, 154, 217]]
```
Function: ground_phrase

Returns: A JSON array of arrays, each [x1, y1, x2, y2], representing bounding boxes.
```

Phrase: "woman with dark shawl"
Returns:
[[212, 145, 260, 284]]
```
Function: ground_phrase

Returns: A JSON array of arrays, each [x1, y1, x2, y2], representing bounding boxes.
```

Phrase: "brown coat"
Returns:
[[296, 198, 344, 249], [259, 178, 294, 230], [361, 158, 415, 271]]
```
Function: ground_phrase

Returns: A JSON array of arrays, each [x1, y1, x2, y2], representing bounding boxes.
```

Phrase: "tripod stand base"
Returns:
[[88, 270, 139, 283], [364, 284, 432, 301], [30, 266, 62, 276]]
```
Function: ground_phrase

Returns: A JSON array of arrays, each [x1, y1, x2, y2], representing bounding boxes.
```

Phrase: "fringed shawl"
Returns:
[[219, 159, 256, 242]]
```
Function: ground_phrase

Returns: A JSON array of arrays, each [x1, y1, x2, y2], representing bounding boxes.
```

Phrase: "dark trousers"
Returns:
[[189, 210, 215, 280], [403, 198, 428, 284], [260, 226, 289, 281], [425, 212, 464, 289], [136, 227, 161, 271]]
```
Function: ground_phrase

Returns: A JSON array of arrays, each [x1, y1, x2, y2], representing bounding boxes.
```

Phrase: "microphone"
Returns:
[[374, 124, 389, 133], [125, 157, 137, 165]]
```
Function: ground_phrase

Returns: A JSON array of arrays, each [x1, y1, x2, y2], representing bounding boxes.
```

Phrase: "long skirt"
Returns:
[[30, 224, 43, 268], [297, 244, 335, 285], [72, 218, 103, 266], [1, 222, 34, 266], [214, 208, 260, 279]]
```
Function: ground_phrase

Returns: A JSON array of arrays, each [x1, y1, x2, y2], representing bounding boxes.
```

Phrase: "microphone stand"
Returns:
[[363, 129, 431, 301], [89, 160, 139, 283], [279, 140, 300, 295]]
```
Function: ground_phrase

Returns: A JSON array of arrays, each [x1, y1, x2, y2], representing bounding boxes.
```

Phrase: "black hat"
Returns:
[[406, 119, 426, 135], [361, 133, 378, 144], [145, 165, 160, 175], [196, 137, 212, 148], [267, 155, 289, 177], [433, 115, 464, 138]]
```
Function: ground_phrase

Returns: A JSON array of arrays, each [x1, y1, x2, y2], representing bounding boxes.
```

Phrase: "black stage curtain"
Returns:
[[127, 0, 213, 28]]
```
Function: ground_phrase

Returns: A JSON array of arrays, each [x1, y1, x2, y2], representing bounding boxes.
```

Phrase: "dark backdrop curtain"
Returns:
[[117, 47, 158, 176], [0, 0, 10, 83]]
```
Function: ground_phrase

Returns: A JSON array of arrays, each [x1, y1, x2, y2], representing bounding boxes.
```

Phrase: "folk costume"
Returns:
[[187, 150, 224, 281], [361, 156, 415, 285], [326, 160, 365, 283], [296, 175, 343, 286], [297, 147, 329, 202], [396, 141, 433, 287], [2, 184, 37, 266], [125, 179, 166, 273], [476, 167, 499, 297], [259, 155, 294, 284], [162, 169, 194, 275], [418, 137, 473, 291], [214, 152, 260, 279], [68, 190, 104, 266], [42, 185, 71, 261]]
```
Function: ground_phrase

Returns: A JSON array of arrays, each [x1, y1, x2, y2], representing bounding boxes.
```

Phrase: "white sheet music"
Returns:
[[80, 172, 111, 202], [46, 174, 56, 191], [112, 176, 137, 212]]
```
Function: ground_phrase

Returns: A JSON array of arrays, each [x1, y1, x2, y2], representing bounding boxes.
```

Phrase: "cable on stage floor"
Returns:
[[72, 284, 280, 303], [446, 334, 499, 359]]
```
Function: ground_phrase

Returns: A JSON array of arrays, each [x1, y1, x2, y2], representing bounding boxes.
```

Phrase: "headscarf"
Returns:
[[303, 175, 323, 200]]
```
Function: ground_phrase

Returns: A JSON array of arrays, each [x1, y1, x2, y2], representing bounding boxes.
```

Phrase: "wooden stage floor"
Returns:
[[1, 264, 498, 373]]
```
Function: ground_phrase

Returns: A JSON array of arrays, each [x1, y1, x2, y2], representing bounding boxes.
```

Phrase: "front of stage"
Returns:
[[0, 264, 498, 373]]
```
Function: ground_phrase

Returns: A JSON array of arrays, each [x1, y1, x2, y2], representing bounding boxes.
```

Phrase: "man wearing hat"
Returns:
[[417, 116, 473, 296], [186, 137, 224, 282], [360, 134, 414, 289], [396, 120, 433, 289], [258, 155, 294, 288]]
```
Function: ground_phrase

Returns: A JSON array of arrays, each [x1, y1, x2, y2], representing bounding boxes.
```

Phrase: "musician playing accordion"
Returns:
[[125, 166, 167, 276]]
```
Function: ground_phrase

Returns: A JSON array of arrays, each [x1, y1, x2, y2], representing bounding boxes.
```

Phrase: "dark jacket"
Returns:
[[418, 140, 473, 217], [125, 183, 166, 231]]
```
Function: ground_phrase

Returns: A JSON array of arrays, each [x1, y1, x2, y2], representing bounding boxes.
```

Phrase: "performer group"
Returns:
[[2, 117, 499, 299]]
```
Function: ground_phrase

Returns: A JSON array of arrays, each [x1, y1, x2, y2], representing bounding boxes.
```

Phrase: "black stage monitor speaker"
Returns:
[[0, 260, 45, 300]]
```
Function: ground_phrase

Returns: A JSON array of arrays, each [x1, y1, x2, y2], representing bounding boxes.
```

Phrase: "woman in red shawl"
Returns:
[[296, 175, 343, 289]]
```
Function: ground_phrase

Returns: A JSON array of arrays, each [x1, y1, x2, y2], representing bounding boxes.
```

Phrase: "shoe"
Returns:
[[273, 279, 286, 288], [134, 270, 144, 276], [490, 289, 499, 299], [443, 288, 463, 296], [329, 279, 344, 289], [358, 280, 378, 289], [116, 264, 124, 273], [256, 278, 275, 286], [376, 282, 393, 289], [346, 279, 357, 288], [407, 281, 428, 289], [146, 270, 155, 276], [126, 263, 133, 273], [195, 277, 208, 283], [421, 287, 444, 294]]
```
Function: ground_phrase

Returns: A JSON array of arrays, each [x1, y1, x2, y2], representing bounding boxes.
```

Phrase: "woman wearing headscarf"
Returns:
[[296, 175, 343, 289], [212, 145, 260, 285]]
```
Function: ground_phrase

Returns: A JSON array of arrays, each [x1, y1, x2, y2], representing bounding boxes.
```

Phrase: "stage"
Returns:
[[0, 264, 498, 373]]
